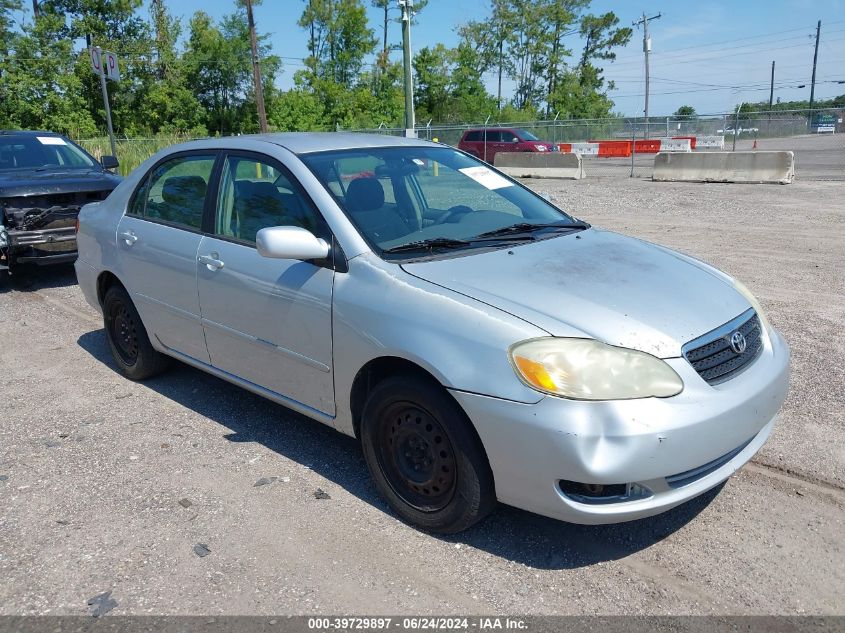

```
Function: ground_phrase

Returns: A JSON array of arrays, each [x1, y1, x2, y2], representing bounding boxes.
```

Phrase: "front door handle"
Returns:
[[119, 231, 137, 246], [198, 253, 225, 271]]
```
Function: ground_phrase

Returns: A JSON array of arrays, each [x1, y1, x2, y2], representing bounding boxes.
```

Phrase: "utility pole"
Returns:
[[768, 60, 775, 109], [245, 0, 268, 133], [809, 20, 821, 114], [399, 0, 415, 137], [32, 0, 39, 18], [633, 12, 661, 139]]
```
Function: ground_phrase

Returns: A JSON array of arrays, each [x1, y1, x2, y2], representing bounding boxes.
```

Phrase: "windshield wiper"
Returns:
[[382, 237, 473, 253], [474, 221, 589, 239]]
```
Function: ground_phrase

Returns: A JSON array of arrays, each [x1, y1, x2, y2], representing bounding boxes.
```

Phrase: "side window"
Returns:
[[142, 154, 215, 230], [464, 131, 481, 142], [127, 176, 149, 217], [215, 155, 326, 244], [501, 131, 518, 143]]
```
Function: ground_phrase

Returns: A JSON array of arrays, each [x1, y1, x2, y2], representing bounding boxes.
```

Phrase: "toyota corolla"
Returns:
[[75, 133, 789, 533]]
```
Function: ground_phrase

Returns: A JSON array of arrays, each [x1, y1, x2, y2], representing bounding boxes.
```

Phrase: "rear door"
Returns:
[[196, 151, 336, 415], [115, 152, 218, 363]]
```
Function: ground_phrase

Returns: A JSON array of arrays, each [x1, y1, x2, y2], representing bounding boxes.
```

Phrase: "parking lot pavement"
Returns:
[[1, 177, 843, 615]]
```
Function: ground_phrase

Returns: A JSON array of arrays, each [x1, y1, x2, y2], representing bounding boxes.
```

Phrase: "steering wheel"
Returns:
[[437, 205, 473, 224]]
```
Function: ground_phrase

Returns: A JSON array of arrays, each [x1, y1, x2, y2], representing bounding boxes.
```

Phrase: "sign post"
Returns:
[[89, 44, 118, 158]]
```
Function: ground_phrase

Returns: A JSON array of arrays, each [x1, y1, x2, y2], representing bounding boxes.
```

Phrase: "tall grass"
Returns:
[[77, 135, 202, 176]]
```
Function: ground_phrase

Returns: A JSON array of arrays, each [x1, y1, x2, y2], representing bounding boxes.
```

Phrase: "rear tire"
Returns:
[[360, 375, 496, 533], [103, 284, 169, 380]]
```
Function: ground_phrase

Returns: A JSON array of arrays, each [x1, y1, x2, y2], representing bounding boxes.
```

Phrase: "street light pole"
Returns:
[[399, 0, 416, 137]]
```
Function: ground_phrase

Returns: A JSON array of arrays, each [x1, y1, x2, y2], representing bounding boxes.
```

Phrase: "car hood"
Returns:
[[0, 169, 121, 198], [401, 228, 750, 358]]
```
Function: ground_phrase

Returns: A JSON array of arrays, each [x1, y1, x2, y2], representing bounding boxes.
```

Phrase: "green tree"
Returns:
[[0, 10, 97, 135], [413, 44, 451, 121], [299, 0, 376, 88], [674, 105, 696, 120]]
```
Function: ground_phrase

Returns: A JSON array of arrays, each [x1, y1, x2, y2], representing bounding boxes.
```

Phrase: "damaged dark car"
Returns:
[[0, 130, 121, 275]]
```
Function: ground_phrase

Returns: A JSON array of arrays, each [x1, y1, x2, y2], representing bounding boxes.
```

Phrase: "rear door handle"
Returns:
[[119, 231, 137, 246], [198, 253, 225, 271]]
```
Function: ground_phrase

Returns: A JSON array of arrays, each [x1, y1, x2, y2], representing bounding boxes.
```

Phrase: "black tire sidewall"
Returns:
[[360, 375, 495, 533]]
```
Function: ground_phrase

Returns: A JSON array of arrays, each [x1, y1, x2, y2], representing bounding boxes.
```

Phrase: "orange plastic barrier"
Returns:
[[588, 140, 632, 157]]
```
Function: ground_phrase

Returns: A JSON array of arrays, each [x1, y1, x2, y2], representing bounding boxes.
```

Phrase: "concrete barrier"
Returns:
[[652, 151, 795, 184], [494, 152, 585, 179]]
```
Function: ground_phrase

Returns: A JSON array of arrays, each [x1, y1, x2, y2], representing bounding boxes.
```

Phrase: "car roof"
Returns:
[[165, 132, 435, 156], [0, 130, 66, 137], [463, 127, 517, 133]]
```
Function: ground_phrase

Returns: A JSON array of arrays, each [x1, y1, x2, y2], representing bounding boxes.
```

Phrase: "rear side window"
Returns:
[[129, 154, 216, 230], [463, 131, 481, 142]]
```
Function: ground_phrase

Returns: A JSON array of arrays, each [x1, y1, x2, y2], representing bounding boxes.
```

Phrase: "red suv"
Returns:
[[457, 127, 554, 163]]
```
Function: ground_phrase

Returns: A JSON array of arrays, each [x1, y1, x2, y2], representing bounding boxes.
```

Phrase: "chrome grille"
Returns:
[[683, 309, 762, 384]]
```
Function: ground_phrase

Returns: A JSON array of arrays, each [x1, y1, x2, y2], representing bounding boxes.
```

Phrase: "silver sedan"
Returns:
[[75, 133, 790, 533]]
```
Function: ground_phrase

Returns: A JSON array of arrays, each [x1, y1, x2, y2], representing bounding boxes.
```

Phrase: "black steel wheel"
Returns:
[[103, 284, 169, 380], [377, 402, 458, 512], [361, 374, 496, 533], [107, 300, 140, 365]]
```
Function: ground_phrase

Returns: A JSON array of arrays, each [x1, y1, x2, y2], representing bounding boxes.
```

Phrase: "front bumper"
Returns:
[[4, 227, 77, 265], [451, 327, 790, 525]]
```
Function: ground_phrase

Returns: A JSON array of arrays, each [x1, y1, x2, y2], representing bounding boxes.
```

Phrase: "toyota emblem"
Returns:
[[730, 331, 747, 354]]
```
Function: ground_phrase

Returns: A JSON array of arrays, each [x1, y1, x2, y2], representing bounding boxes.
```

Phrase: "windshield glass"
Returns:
[[301, 146, 580, 256], [515, 128, 540, 141], [0, 135, 98, 171]]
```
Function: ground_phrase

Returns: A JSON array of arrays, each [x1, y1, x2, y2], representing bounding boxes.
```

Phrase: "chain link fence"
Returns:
[[75, 109, 843, 181], [348, 109, 845, 181]]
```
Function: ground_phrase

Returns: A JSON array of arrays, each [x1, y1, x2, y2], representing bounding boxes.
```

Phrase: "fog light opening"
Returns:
[[558, 480, 652, 505]]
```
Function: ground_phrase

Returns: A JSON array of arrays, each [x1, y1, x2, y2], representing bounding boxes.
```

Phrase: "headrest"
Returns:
[[249, 180, 281, 201], [162, 175, 207, 204], [345, 177, 385, 213]]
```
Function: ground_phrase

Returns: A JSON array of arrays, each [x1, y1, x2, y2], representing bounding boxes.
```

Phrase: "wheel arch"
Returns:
[[348, 357, 494, 482], [96, 270, 126, 307]]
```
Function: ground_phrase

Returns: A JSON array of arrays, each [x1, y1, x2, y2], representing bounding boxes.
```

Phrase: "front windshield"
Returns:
[[301, 146, 580, 256], [0, 135, 98, 171], [516, 129, 540, 141]]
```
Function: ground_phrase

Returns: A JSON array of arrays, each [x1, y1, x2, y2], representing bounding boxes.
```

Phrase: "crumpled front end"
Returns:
[[1, 190, 110, 268]]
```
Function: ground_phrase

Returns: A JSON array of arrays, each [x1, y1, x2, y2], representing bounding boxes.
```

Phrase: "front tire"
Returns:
[[360, 375, 495, 533], [103, 284, 169, 380]]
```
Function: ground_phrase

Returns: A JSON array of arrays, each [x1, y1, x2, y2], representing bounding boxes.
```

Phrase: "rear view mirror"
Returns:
[[256, 226, 330, 261], [101, 155, 119, 170]]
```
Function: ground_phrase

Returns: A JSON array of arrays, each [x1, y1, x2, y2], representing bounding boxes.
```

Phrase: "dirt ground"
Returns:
[[0, 176, 843, 616]]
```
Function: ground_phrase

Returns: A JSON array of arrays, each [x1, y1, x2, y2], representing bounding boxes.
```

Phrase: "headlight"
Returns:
[[535, 144, 547, 151], [509, 338, 684, 400], [731, 278, 771, 340]]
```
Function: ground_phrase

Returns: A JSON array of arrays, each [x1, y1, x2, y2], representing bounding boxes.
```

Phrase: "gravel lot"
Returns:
[[0, 176, 843, 616]]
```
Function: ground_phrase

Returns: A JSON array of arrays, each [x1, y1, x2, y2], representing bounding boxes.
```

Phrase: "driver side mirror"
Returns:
[[511, 137, 519, 143], [101, 155, 119, 170], [256, 226, 330, 261]]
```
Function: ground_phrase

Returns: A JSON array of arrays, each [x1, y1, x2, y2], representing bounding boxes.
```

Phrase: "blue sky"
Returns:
[[19, 0, 845, 116]]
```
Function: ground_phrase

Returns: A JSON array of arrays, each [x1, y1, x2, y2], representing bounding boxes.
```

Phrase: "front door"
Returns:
[[196, 152, 336, 415], [115, 152, 217, 364]]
